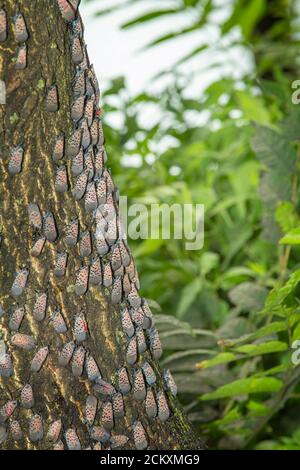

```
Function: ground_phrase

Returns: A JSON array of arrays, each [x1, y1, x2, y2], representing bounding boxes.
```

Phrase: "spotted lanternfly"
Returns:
[[142, 362, 156, 386], [65, 218, 79, 246], [9, 306, 25, 332], [103, 169, 115, 195], [149, 327, 163, 360], [53, 134, 65, 161], [126, 258, 136, 282], [67, 128, 82, 158], [31, 236, 46, 257], [85, 395, 97, 427], [65, 428, 82, 450], [85, 182, 97, 213], [114, 265, 124, 279], [133, 421, 147, 451], [105, 218, 118, 247], [53, 440, 64, 450], [98, 120, 105, 147], [0, 353, 13, 378], [21, 384, 34, 409], [145, 389, 157, 419], [91, 119, 99, 147], [11, 268, 29, 297], [127, 284, 142, 309], [71, 95, 85, 121], [75, 265, 89, 296], [58, 340, 75, 367], [46, 85, 59, 112], [15, 44, 27, 70], [80, 118, 91, 149], [79, 230, 92, 257], [101, 401, 114, 431], [89, 256, 102, 285], [46, 419, 62, 443], [130, 307, 145, 328], [163, 369, 177, 397], [8, 145, 24, 175], [112, 392, 124, 420], [121, 308, 134, 338], [71, 345, 85, 377], [71, 14, 84, 38], [10, 420, 23, 441], [94, 207, 108, 233], [55, 164, 68, 193], [73, 70, 86, 97], [111, 245, 122, 272], [93, 378, 115, 397], [95, 176, 107, 205], [84, 95, 95, 126], [72, 147, 84, 176], [71, 36, 83, 64], [72, 169, 88, 200], [43, 211, 58, 242], [85, 354, 101, 382], [117, 367, 131, 395], [110, 434, 129, 449], [73, 311, 88, 343], [111, 277, 122, 305], [84, 147, 95, 181], [56, 0, 76, 22], [133, 369, 146, 401], [136, 328, 147, 354], [51, 307, 68, 334], [0, 400, 17, 424], [88, 66, 100, 102], [0, 9, 7, 42], [122, 274, 131, 296], [13, 13, 28, 43], [102, 262, 113, 288], [126, 337, 138, 365], [31, 346, 49, 372], [33, 292, 47, 322], [79, 44, 89, 70], [11, 333, 35, 350], [54, 251, 68, 277], [157, 391, 170, 422], [28, 203, 42, 230], [90, 426, 110, 444], [95, 235, 109, 257], [119, 241, 131, 267], [141, 300, 153, 329]]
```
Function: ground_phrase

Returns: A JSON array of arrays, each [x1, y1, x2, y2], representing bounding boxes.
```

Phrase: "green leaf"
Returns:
[[200, 377, 283, 400], [121, 9, 180, 29], [197, 352, 237, 369], [177, 278, 202, 318], [234, 340, 288, 357], [280, 227, 300, 245]]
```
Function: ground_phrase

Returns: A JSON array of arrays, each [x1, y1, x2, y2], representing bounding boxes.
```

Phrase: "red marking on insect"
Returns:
[[65, 218, 79, 246], [31, 236, 46, 257], [11, 333, 36, 350], [13, 13, 28, 43], [8, 145, 24, 175], [85, 395, 98, 427], [73, 311, 88, 343], [0, 400, 17, 424], [33, 292, 47, 322], [43, 211, 58, 242], [10, 420, 23, 441], [46, 85, 59, 112], [55, 164, 68, 193], [85, 355, 101, 382], [21, 384, 34, 409], [53, 134, 65, 161], [46, 419, 62, 443], [9, 306, 25, 332], [31, 346, 49, 372], [54, 251, 68, 277]]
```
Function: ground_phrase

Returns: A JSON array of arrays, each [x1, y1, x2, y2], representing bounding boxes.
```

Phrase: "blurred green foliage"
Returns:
[[86, 0, 300, 449]]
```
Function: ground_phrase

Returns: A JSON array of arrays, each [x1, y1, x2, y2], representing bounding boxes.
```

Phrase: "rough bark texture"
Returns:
[[0, 0, 202, 450]]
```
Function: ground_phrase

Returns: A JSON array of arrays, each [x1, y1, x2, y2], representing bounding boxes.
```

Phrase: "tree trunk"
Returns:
[[0, 0, 202, 451]]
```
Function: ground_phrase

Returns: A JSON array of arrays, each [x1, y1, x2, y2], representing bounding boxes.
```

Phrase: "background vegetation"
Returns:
[[86, 0, 300, 449]]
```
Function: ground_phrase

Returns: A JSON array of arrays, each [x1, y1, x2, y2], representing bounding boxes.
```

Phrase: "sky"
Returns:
[[80, 0, 252, 98]]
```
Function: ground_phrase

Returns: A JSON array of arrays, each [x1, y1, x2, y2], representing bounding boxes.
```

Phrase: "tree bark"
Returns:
[[0, 0, 202, 450]]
